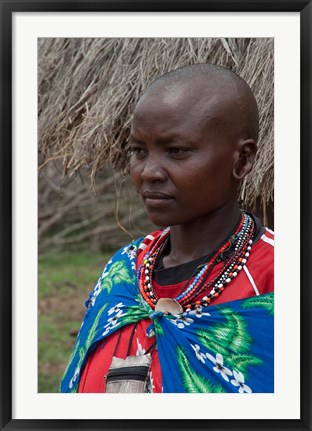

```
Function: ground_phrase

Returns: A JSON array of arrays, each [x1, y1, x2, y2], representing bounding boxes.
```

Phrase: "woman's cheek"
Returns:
[[129, 164, 141, 187]]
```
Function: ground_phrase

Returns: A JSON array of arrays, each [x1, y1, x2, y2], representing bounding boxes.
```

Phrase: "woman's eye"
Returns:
[[129, 147, 146, 158], [168, 147, 190, 157]]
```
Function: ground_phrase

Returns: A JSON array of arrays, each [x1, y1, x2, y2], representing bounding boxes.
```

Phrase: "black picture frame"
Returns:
[[1, 1, 311, 430]]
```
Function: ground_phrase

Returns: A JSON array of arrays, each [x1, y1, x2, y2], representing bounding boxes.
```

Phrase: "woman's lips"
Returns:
[[143, 191, 174, 208]]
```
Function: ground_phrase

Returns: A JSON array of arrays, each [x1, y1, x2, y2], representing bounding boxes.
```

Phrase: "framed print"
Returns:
[[1, 1, 311, 430]]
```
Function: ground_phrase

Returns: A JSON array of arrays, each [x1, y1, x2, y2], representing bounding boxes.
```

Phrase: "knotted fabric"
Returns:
[[60, 239, 274, 393]]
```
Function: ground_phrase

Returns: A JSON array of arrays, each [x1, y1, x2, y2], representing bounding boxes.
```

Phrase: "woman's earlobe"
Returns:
[[232, 139, 257, 180]]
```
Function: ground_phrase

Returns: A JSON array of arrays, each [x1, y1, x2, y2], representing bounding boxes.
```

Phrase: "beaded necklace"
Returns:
[[138, 212, 255, 314]]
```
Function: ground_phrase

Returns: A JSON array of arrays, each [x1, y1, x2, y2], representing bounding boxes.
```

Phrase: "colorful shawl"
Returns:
[[60, 239, 274, 393]]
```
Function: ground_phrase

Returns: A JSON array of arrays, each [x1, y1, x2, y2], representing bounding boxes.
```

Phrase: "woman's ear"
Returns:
[[232, 139, 257, 180]]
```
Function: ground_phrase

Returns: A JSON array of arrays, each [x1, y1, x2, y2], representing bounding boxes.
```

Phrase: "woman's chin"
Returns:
[[146, 212, 172, 228]]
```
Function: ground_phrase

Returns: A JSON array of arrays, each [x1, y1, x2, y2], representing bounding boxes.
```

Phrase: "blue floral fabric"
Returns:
[[60, 239, 274, 393]]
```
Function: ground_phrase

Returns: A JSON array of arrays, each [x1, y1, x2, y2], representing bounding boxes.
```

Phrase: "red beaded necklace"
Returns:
[[138, 212, 255, 313]]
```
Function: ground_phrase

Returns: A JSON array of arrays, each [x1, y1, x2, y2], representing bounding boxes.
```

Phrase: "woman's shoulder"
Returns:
[[260, 227, 274, 243], [134, 229, 166, 266], [136, 229, 164, 252], [253, 227, 274, 252]]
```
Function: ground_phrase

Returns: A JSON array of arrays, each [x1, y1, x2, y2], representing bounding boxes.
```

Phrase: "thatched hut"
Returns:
[[38, 37, 274, 251]]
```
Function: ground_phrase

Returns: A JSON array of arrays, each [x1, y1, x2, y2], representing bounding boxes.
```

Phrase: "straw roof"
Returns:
[[38, 37, 274, 225]]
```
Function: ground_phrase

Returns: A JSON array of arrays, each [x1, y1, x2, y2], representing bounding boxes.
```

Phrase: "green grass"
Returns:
[[38, 250, 109, 298], [38, 249, 113, 392]]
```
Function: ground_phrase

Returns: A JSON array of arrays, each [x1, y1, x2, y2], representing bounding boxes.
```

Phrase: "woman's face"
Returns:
[[129, 83, 239, 227]]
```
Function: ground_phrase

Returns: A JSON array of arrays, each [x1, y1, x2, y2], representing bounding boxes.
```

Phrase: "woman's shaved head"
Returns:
[[140, 63, 259, 143]]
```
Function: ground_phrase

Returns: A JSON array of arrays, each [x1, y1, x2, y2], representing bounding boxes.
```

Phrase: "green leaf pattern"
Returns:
[[101, 261, 135, 295], [67, 302, 108, 392], [241, 292, 274, 315], [196, 306, 261, 375], [177, 296, 274, 391], [177, 347, 225, 393]]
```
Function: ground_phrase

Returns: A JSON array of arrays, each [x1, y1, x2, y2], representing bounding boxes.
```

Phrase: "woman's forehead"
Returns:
[[133, 74, 258, 142], [133, 82, 237, 134]]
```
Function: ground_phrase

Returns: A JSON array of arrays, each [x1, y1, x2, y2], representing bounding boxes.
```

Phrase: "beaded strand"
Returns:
[[138, 213, 255, 311]]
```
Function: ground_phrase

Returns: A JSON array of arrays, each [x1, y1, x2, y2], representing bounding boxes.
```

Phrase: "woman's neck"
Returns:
[[162, 203, 242, 268]]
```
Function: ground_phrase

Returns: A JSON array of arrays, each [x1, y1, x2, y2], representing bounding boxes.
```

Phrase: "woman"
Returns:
[[61, 64, 274, 393]]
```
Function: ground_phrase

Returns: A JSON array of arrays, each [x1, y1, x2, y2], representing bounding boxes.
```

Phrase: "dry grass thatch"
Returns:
[[38, 37, 274, 226]]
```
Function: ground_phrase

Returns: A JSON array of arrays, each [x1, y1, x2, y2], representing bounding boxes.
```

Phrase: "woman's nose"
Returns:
[[140, 154, 167, 182]]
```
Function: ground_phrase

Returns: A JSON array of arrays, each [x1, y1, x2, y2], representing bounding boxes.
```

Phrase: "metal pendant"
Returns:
[[155, 298, 183, 315]]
